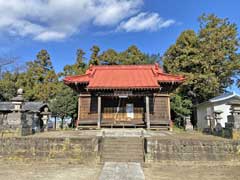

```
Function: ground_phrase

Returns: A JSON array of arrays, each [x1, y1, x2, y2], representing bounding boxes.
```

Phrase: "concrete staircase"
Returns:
[[101, 137, 144, 163]]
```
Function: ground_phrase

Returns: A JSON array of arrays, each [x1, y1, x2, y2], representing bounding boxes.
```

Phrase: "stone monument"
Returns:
[[184, 116, 193, 131], [225, 100, 240, 139], [214, 110, 223, 136], [0, 89, 51, 136]]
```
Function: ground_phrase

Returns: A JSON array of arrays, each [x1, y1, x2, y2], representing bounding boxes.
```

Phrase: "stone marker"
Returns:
[[185, 116, 193, 131]]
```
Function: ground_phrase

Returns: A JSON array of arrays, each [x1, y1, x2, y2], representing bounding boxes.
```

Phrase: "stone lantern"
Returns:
[[40, 107, 51, 132], [214, 110, 223, 135], [205, 115, 214, 131], [11, 88, 24, 111]]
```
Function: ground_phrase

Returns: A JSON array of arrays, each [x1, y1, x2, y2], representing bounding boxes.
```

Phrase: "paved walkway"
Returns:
[[99, 162, 145, 180]]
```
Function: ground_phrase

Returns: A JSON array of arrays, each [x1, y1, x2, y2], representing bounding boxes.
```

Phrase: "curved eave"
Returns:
[[64, 80, 89, 85], [158, 80, 184, 84], [87, 86, 160, 90]]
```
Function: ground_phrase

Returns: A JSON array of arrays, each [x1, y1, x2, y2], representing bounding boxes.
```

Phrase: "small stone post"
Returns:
[[184, 116, 193, 131]]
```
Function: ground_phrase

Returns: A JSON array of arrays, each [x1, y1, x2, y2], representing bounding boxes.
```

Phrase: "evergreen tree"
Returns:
[[50, 83, 78, 128], [119, 45, 146, 64], [89, 45, 100, 65], [0, 71, 18, 101], [17, 49, 58, 102], [62, 48, 86, 76], [99, 49, 119, 65], [98, 45, 160, 65], [163, 14, 240, 124]]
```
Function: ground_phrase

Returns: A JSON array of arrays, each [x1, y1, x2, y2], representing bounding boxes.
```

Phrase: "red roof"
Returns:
[[64, 64, 185, 90]]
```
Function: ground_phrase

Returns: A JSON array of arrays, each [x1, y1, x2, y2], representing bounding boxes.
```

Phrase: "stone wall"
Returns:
[[1, 136, 240, 163], [0, 111, 35, 136], [145, 138, 240, 162], [0, 137, 99, 163]]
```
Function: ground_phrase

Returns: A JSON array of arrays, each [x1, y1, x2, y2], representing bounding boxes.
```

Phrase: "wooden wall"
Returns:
[[78, 94, 98, 124], [150, 94, 170, 125], [101, 97, 144, 123], [78, 93, 170, 126]]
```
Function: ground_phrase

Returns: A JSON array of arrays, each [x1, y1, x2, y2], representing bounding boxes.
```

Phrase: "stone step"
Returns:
[[102, 155, 144, 161], [103, 137, 143, 140], [103, 140, 143, 143], [102, 148, 144, 153], [103, 140, 143, 144], [102, 151, 143, 155], [103, 139, 143, 143], [101, 137, 144, 163], [102, 144, 143, 149], [102, 146, 143, 150], [102, 157, 144, 162]]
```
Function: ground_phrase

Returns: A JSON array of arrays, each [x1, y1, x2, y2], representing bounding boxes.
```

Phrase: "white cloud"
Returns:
[[117, 12, 175, 32], [0, 0, 175, 41], [34, 31, 67, 42], [92, 0, 143, 26], [0, 0, 143, 41]]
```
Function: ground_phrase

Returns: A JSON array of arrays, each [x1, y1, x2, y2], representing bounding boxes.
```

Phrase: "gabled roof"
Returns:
[[196, 92, 240, 107], [0, 101, 48, 112], [23, 102, 48, 112], [209, 92, 240, 102], [0, 102, 13, 111], [64, 64, 185, 90]]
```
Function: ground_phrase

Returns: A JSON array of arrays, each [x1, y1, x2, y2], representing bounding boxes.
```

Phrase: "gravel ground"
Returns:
[[144, 161, 240, 180], [0, 159, 102, 180], [30, 129, 227, 141], [1, 160, 240, 180]]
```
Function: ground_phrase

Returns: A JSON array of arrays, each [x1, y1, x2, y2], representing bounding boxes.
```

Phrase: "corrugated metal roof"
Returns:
[[195, 92, 240, 107], [209, 92, 240, 102], [63, 64, 185, 90]]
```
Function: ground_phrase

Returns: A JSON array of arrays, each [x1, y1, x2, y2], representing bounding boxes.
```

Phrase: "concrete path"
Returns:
[[99, 162, 145, 180]]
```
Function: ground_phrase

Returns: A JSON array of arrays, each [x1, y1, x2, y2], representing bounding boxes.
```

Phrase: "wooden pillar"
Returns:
[[98, 96, 101, 128], [76, 95, 81, 129], [146, 96, 150, 129], [167, 95, 171, 122], [54, 116, 57, 130]]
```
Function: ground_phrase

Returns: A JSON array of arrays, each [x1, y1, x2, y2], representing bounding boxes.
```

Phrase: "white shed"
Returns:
[[196, 92, 240, 129]]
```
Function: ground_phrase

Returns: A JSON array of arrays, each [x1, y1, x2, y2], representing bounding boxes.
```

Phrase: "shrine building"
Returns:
[[64, 64, 184, 129]]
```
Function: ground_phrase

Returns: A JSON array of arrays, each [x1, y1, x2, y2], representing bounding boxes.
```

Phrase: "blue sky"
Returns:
[[0, 0, 239, 93]]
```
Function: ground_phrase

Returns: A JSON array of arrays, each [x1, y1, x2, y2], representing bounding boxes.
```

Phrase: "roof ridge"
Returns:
[[92, 64, 155, 67]]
